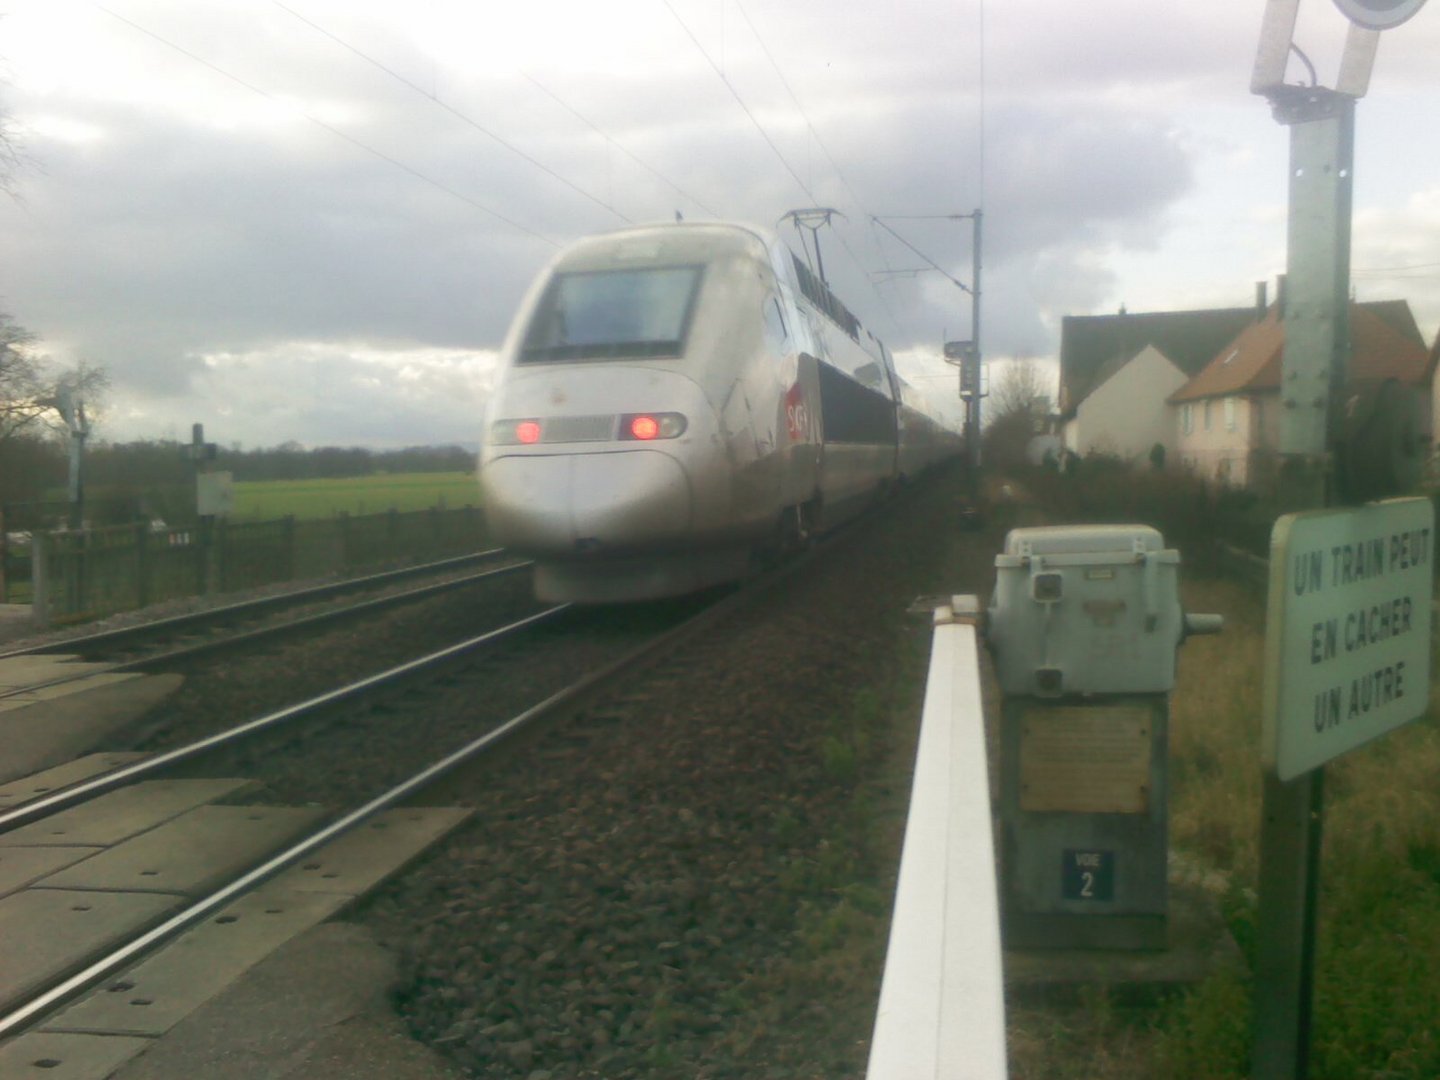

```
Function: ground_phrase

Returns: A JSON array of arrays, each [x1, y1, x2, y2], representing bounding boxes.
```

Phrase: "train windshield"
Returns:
[[520, 266, 703, 362]]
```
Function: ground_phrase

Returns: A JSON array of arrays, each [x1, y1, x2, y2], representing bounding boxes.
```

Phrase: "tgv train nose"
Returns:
[[481, 450, 693, 553]]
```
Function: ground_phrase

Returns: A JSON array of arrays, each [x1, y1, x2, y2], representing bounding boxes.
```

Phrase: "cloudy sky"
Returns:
[[1, 0, 1437, 448]]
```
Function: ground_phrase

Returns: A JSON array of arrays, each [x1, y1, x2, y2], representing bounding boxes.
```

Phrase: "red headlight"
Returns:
[[629, 415, 660, 440], [618, 412, 687, 440]]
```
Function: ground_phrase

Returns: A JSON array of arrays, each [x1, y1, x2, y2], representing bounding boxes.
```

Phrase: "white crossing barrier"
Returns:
[[867, 596, 1007, 1079]]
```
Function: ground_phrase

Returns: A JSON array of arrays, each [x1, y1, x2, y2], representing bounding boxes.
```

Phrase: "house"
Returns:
[[1058, 302, 1261, 462], [1168, 299, 1433, 487], [1432, 328, 1440, 459]]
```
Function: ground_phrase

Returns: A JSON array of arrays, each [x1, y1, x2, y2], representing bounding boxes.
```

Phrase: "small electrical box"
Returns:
[[987, 523, 1220, 951], [988, 524, 1183, 697]]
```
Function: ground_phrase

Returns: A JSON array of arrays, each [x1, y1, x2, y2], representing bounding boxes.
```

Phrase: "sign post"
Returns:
[[1250, 3, 1427, 1076]]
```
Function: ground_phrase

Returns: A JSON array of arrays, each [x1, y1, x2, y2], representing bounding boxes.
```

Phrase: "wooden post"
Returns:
[[338, 511, 351, 574], [284, 514, 297, 581], [32, 530, 49, 628], [135, 522, 150, 609]]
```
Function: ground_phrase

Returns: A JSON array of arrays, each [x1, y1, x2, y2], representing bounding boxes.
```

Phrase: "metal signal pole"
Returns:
[[969, 208, 983, 472], [1248, 2, 1424, 1075], [876, 212, 984, 462]]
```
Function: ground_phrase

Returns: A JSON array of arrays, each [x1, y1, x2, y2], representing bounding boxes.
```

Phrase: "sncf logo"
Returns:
[[785, 383, 810, 441]]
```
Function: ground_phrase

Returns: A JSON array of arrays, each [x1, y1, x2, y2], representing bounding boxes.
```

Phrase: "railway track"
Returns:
[[0, 549, 529, 673], [0, 575, 755, 1056], [0, 470, 956, 1077]]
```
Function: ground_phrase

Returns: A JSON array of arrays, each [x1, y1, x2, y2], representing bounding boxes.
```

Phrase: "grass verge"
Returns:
[[232, 471, 479, 521]]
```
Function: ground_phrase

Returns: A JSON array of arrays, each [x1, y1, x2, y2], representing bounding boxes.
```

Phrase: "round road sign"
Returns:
[[1333, 0, 1427, 29]]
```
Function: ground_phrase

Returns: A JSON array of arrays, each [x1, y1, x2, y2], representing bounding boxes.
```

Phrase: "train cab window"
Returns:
[[763, 296, 788, 353], [521, 266, 703, 362]]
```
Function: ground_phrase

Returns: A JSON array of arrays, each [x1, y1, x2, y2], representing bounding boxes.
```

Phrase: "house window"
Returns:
[[1224, 397, 1237, 432], [1181, 404, 1193, 435], [1203, 400, 1212, 431]]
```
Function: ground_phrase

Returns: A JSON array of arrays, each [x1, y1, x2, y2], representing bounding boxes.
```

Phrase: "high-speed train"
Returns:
[[479, 221, 959, 602]]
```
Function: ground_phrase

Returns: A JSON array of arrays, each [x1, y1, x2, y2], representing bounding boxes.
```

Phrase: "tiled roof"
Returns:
[[1366, 299, 1422, 343], [1058, 307, 1258, 416], [1167, 313, 1282, 402], [1168, 301, 1430, 403]]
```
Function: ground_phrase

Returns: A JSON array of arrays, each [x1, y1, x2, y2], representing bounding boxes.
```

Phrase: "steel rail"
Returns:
[[0, 578, 755, 1041], [0, 561, 533, 702], [0, 548, 513, 661], [117, 562, 533, 671], [0, 604, 569, 835]]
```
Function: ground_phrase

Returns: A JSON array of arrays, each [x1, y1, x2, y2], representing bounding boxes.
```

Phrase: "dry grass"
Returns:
[[1170, 578, 1267, 880], [1157, 574, 1440, 1079], [1008, 994, 1164, 1079]]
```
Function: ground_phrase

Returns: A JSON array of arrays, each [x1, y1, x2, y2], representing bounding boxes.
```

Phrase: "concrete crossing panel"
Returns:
[[0, 889, 180, 1014], [0, 779, 255, 848], [35, 805, 329, 896], [42, 889, 349, 1037], [0, 674, 145, 715], [0, 754, 149, 810], [0, 674, 184, 786], [0, 1031, 154, 1080], [270, 807, 472, 895], [0, 655, 115, 694], [0, 846, 104, 898]]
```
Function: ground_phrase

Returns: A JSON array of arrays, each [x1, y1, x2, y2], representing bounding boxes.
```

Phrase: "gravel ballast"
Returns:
[[357, 463, 1002, 1079]]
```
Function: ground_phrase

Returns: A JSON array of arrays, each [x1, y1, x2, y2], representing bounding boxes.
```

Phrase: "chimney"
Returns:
[[1276, 274, 1287, 318], [1255, 280, 1268, 321]]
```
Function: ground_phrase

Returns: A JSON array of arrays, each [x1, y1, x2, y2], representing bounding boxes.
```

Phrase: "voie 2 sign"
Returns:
[[1263, 498, 1434, 781]]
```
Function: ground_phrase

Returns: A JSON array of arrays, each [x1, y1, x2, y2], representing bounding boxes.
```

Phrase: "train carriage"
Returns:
[[479, 220, 956, 602]]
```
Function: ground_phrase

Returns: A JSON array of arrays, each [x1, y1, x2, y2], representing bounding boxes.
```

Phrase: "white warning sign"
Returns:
[[1264, 498, 1434, 780]]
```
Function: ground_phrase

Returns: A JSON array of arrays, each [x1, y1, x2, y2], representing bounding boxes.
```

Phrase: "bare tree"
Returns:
[[0, 312, 46, 442], [45, 358, 110, 434], [987, 357, 1050, 425], [1, 314, 109, 443], [0, 112, 18, 200], [1, 24, 25, 200], [984, 357, 1052, 469]]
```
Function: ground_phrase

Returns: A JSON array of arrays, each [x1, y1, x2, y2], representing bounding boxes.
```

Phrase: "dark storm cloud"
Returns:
[[773, 91, 1193, 359], [1, 0, 1299, 445], [3, 101, 565, 387]]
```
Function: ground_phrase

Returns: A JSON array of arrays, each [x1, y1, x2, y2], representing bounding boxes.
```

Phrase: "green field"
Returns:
[[231, 472, 481, 522]]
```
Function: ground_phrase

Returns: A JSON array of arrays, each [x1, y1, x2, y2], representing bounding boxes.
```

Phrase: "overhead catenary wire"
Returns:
[[94, 3, 561, 248], [1352, 261, 1440, 273], [873, 216, 974, 295], [730, 1, 868, 221], [731, 1, 904, 335], [272, 1, 632, 226], [661, 0, 821, 209], [674, 0, 904, 336], [520, 73, 722, 221]]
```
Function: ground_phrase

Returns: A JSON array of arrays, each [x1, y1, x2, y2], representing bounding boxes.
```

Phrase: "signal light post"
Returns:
[[1250, 2, 1430, 1076], [873, 210, 984, 487]]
